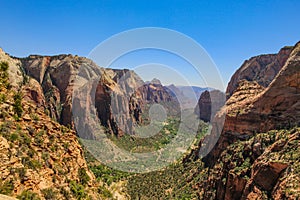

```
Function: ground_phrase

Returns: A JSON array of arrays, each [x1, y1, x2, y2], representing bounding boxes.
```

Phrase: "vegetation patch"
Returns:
[[0, 179, 14, 195], [17, 190, 40, 200]]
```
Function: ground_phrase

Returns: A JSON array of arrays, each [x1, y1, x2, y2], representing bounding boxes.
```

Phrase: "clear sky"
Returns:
[[1, 0, 299, 88]]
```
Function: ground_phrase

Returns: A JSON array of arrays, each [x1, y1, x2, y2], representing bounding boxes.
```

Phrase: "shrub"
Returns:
[[13, 91, 23, 118], [30, 160, 42, 170], [0, 62, 10, 89], [27, 149, 36, 158], [17, 168, 27, 183], [30, 113, 40, 121], [60, 126, 68, 134], [90, 164, 129, 185], [34, 130, 45, 147], [0, 179, 14, 195], [0, 61, 9, 71], [21, 157, 42, 170], [20, 132, 31, 146], [44, 108, 50, 116], [9, 132, 19, 142], [0, 121, 12, 139], [17, 190, 40, 200], [41, 151, 49, 159], [41, 188, 57, 200], [78, 168, 90, 185], [0, 93, 6, 103], [26, 126, 35, 135], [49, 134, 55, 143], [42, 152, 50, 166], [69, 181, 87, 200], [63, 142, 69, 151], [98, 186, 113, 198], [60, 187, 71, 199]]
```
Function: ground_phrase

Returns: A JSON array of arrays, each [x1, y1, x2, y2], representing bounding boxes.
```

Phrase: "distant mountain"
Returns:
[[166, 84, 213, 109]]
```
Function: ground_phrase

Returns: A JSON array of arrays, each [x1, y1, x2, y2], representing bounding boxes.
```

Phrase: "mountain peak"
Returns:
[[150, 78, 162, 85]]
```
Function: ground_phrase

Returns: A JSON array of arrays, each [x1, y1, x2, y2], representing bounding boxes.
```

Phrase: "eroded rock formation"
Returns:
[[226, 46, 292, 98], [198, 41, 300, 200], [194, 90, 225, 122], [18, 54, 177, 137]]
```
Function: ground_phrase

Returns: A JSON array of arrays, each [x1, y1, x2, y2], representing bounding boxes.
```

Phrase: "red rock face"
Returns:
[[203, 42, 300, 167], [23, 79, 46, 107], [199, 43, 300, 199], [229, 43, 300, 135], [19, 54, 177, 137], [21, 55, 82, 124], [251, 161, 288, 191], [198, 128, 299, 200], [194, 90, 225, 122], [226, 46, 292, 99]]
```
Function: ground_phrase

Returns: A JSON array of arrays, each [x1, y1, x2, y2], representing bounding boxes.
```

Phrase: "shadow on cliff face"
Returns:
[[201, 42, 300, 168]]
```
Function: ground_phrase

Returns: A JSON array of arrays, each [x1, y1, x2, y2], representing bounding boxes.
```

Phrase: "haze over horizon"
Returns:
[[1, 0, 299, 87]]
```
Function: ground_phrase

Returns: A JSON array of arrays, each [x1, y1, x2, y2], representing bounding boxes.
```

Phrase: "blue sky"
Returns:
[[1, 0, 299, 88]]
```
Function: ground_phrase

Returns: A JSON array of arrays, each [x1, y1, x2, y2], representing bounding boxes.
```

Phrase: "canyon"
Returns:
[[0, 41, 299, 199]]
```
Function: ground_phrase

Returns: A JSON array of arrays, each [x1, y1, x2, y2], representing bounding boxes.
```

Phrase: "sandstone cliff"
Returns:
[[226, 46, 292, 98], [194, 90, 225, 122], [0, 60, 101, 199], [204, 42, 300, 167], [0, 48, 23, 88], [18, 54, 177, 137], [198, 42, 300, 200]]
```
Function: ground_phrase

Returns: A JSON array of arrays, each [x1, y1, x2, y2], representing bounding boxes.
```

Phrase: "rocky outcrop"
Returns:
[[226, 46, 292, 98], [139, 81, 174, 103], [18, 54, 177, 137], [0, 48, 23, 88], [23, 78, 46, 107], [0, 61, 101, 199], [194, 90, 225, 122], [204, 42, 300, 167], [227, 42, 300, 135], [73, 68, 177, 137], [20, 54, 94, 125], [197, 42, 300, 200], [198, 128, 300, 200], [251, 161, 288, 191]]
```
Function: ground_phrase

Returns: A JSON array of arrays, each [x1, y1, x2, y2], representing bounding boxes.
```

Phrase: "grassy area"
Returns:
[[82, 117, 208, 199], [108, 117, 181, 153]]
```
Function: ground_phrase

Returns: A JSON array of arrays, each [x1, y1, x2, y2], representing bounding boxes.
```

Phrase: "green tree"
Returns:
[[13, 91, 23, 118]]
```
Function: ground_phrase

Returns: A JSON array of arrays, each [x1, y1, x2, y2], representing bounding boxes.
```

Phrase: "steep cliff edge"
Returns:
[[226, 42, 300, 134], [18, 54, 177, 137], [204, 42, 300, 167], [226, 46, 292, 98], [199, 42, 300, 199], [0, 60, 101, 199], [194, 90, 225, 122]]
